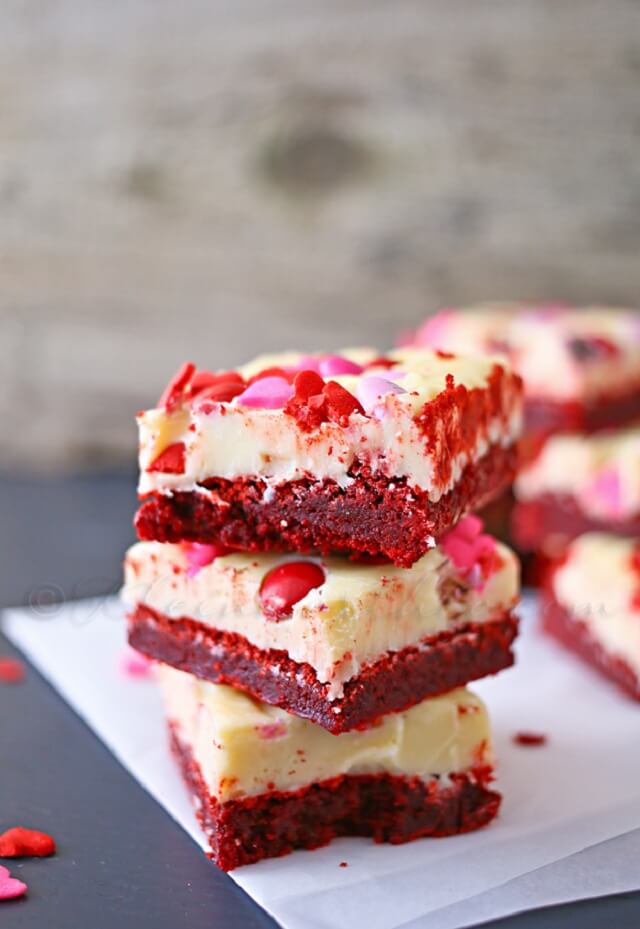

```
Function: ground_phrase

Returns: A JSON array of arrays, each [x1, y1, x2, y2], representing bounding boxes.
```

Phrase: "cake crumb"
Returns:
[[339, 861, 348, 868], [513, 731, 547, 747]]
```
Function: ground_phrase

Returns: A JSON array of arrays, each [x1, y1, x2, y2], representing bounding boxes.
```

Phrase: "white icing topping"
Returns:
[[157, 665, 492, 800], [415, 304, 640, 403], [552, 533, 640, 676], [137, 347, 521, 498], [515, 428, 640, 520], [123, 540, 519, 699]]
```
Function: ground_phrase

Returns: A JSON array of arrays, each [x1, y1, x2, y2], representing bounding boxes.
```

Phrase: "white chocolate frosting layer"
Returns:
[[516, 428, 640, 520], [137, 348, 522, 499], [158, 665, 493, 801], [412, 303, 640, 404], [123, 539, 519, 699], [552, 533, 640, 677]]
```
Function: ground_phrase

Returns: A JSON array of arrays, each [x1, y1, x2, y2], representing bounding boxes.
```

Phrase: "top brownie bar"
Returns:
[[409, 303, 640, 439], [135, 348, 522, 566]]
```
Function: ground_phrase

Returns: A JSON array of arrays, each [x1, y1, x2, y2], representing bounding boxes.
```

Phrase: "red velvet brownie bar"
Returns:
[[542, 534, 640, 700], [409, 303, 640, 442], [158, 665, 500, 870], [134, 349, 522, 567], [124, 517, 519, 733], [513, 427, 640, 556]]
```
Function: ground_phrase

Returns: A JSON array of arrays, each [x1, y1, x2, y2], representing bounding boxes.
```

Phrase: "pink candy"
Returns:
[[0, 865, 27, 901], [356, 376, 406, 415], [318, 355, 363, 377], [411, 309, 457, 348], [588, 468, 623, 517], [440, 516, 498, 591], [236, 376, 294, 409], [120, 647, 152, 679], [183, 542, 228, 578]]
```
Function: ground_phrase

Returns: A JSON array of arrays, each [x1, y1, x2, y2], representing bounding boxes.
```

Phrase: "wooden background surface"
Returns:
[[2, 0, 640, 469]]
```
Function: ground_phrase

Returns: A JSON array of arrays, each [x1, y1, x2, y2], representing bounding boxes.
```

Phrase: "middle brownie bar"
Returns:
[[123, 517, 519, 733]]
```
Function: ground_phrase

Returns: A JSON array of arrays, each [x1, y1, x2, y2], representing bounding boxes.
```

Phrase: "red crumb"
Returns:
[[146, 442, 186, 474], [0, 657, 25, 684], [513, 731, 548, 747], [0, 865, 27, 900], [0, 828, 56, 858], [339, 861, 348, 868]]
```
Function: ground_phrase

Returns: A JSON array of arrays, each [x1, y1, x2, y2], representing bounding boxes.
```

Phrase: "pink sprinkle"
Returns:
[[411, 309, 457, 348], [183, 542, 229, 578], [440, 516, 498, 591], [120, 647, 152, 679], [588, 468, 623, 517], [0, 865, 27, 901], [255, 720, 287, 740], [356, 376, 406, 415], [236, 376, 294, 409], [318, 355, 363, 377]]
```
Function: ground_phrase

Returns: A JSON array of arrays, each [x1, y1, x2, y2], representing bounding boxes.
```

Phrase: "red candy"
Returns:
[[292, 370, 325, 400], [157, 362, 196, 412], [323, 380, 365, 423], [0, 657, 25, 684], [146, 442, 186, 474], [194, 381, 245, 404], [248, 367, 295, 386], [259, 561, 326, 621], [513, 731, 547, 747], [0, 827, 56, 858], [0, 865, 26, 901]]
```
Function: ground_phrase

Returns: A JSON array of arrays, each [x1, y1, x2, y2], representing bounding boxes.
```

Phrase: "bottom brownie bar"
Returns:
[[542, 533, 640, 701], [158, 666, 500, 870]]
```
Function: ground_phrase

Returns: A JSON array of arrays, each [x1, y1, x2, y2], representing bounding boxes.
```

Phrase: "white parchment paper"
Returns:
[[3, 594, 639, 929]]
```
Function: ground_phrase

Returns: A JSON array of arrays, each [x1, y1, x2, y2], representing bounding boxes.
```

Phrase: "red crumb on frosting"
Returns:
[[259, 561, 325, 621], [146, 442, 186, 474], [0, 657, 25, 684], [512, 731, 548, 747], [285, 371, 364, 431], [0, 865, 27, 901], [0, 828, 56, 859]]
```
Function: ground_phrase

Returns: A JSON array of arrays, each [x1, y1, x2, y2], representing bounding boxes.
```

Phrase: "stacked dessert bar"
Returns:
[[409, 302, 640, 700], [124, 348, 524, 869]]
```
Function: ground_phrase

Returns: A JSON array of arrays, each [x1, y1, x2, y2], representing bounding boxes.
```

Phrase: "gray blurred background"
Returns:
[[2, 0, 640, 471]]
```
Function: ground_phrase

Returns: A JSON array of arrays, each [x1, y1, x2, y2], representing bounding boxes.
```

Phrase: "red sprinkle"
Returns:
[[513, 731, 548, 747], [0, 658, 25, 684], [339, 861, 349, 868], [146, 442, 186, 474], [259, 562, 326, 621], [0, 828, 56, 858], [157, 362, 196, 412]]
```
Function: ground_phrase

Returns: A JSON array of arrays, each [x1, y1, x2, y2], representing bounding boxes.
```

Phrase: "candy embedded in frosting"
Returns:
[[318, 355, 364, 377], [235, 376, 295, 410], [259, 561, 326, 621], [440, 516, 500, 591], [356, 376, 406, 416], [182, 542, 230, 578]]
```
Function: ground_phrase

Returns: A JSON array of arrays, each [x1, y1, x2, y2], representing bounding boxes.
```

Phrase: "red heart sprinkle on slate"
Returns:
[[259, 562, 326, 621], [146, 442, 186, 474], [0, 658, 25, 684], [0, 828, 56, 859]]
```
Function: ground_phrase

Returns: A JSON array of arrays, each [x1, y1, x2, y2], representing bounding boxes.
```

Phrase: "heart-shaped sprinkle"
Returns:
[[440, 516, 499, 591], [0, 828, 56, 859], [356, 376, 406, 415], [236, 376, 294, 409], [0, 865, 27, 900], [0, 657, 25, 684], [318, 355, 363, 377], [259, 562, 326, 621]]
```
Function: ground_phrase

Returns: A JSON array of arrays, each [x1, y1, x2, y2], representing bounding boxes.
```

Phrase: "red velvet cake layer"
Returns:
[[524, 391, 640, 438], [169, 724, 501, 871], [135, 445, 518, 567], [512, 496, 640, 554], [541, 589, 640, 701], [128, 604, 518, 733]]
